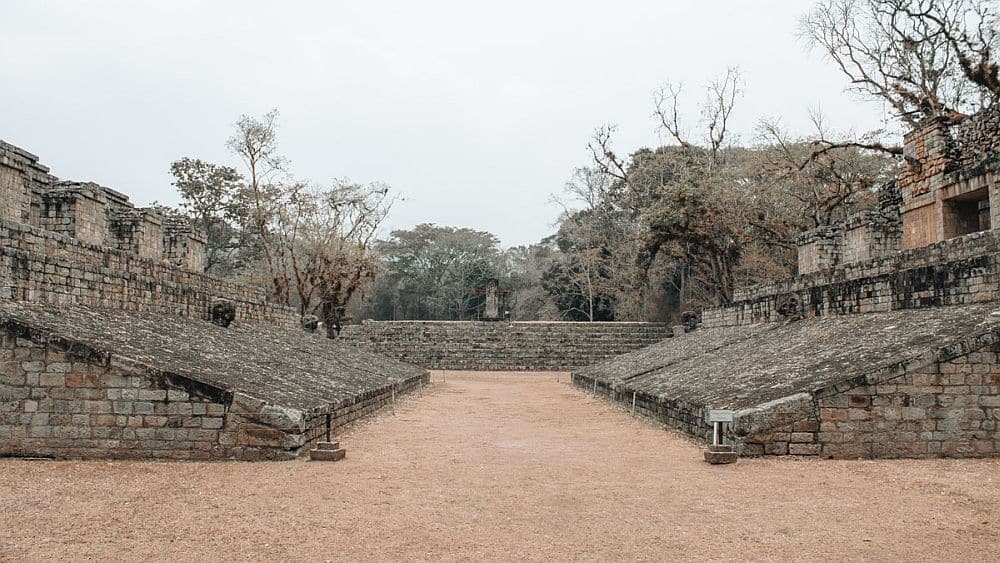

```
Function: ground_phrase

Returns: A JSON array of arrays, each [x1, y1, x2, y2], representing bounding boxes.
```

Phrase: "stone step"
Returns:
[[703, 450, 738, 465], [708, 444, 734, 453], [315, 441, 340, 451], [309, 447, 346, 462]]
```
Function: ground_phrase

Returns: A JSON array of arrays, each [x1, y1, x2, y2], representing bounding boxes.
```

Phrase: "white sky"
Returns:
[[1, 1, 888, 247]]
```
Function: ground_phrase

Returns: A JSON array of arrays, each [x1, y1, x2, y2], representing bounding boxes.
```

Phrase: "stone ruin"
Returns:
[[3, 103, 999, 462], [0, 140, 427, 460], [575, 105, 1000, 459]]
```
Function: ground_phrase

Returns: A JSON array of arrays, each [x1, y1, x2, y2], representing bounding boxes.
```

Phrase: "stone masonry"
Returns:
[[0, 139, 299, 328], [339, 320, 674, 371], [1, 138, 428, 460], [575, 305, 1000, 459], [0, 301, 428, 460], [578, 104, 1000, 459]]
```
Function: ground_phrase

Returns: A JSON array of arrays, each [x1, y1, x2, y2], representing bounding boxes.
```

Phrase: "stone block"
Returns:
[[38, 373, 66, 387], [792, 420, 820, 432], [309, 447, 346, 462], [237, 423, 287, 448], [201, 417, 224, 429], [764, 442, 788, 455], [788, 443, 822, 455]]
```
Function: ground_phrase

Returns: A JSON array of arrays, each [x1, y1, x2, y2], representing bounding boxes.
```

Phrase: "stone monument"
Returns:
[[483, 278, 500, 321]]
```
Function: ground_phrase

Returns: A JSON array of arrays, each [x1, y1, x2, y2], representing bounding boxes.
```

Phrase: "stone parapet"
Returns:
[[39, 182, 110, 246], [0, 219, 298, 328], [796, 225, 842, 275], [0, 141, 56, 225], [162, 217, 207, 271], [711, 229, 1000, 328], [110, 208, 164, 260]]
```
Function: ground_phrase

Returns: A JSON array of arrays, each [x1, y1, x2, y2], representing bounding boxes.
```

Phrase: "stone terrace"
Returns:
[[339, 320, 674, 370], [0, 301, 428, 460]]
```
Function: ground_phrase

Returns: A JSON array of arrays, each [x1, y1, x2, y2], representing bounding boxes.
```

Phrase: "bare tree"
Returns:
[[226, 108, 288, 301], [654, 67, 743, 166], [801, 0, 999, 128], [587, 124, 630, 186], [757, 113, 898, 228]]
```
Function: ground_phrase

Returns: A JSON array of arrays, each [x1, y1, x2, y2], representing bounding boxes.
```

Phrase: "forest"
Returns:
[[156, 0, 999, 329]]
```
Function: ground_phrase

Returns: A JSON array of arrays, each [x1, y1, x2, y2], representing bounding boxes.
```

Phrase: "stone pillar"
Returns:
[[110, 208, 164, 259], [39, 182, 109, 246], [796, 226, 841, 275], [483, 278, 500, 320], [899, 117, 957, 249], [989, 171, 999, 232], [162, 217, 207, 271]]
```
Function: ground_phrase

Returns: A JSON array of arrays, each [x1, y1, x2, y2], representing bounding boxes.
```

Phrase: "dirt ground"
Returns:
[[2, 371, 999, 561]]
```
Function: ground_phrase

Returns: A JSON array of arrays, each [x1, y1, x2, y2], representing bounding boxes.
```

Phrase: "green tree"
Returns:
[[363, 224, 503, 320], [168, 157, 249, 274]]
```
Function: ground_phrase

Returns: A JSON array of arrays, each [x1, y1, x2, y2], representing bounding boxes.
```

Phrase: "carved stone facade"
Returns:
[[899, 107, 999, 249]]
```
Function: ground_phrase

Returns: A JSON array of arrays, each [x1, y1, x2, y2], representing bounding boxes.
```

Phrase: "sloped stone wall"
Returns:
[[339, 321, 674, 370], [0, 219, 298, 328], [815, 342, 1000, 458], [0, 331, 242, 460], [0, 325, 429, 460]]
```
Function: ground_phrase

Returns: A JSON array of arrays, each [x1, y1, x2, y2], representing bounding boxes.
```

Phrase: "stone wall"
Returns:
[[796, 226, 842, 275], [736, 335, 1000, 458], [0, 142, 53, 225], [339, 320, 674, 370], [0, 139, 292, 328], [1, 140, 205, 271], [704, 229, 999, 328], [814, 343, 1000, 458], [0, 219, 299, 328], [0, 323, 428, 460], [572, 375, 714, 440]]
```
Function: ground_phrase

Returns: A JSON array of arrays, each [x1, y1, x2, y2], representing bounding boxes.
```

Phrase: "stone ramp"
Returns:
[[0, 301, 428, 460], [573, 304, 1000, 458]]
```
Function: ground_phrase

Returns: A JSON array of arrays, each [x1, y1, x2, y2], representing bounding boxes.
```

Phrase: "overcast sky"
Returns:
[[1, 1, 888, 247]]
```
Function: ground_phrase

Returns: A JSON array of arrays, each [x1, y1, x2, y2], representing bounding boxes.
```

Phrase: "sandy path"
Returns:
[[2, 371, 999, 561]]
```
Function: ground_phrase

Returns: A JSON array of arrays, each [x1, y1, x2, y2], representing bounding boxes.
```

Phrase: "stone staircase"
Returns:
[[339, 321, 675, 370], [309, 441, 346, 462]]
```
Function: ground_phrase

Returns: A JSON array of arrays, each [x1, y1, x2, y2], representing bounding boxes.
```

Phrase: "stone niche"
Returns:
[[39, 182, 109, 246], [900, 109, 998, 250], [110, 208, 164, 260], [162, 217, 207, 272]]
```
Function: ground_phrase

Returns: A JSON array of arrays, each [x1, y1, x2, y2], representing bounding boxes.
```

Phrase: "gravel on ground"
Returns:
[[2, 371, 999, 561]]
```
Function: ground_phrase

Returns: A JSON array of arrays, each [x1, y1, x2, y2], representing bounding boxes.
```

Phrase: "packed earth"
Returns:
[[2, 372, 999, 561]]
